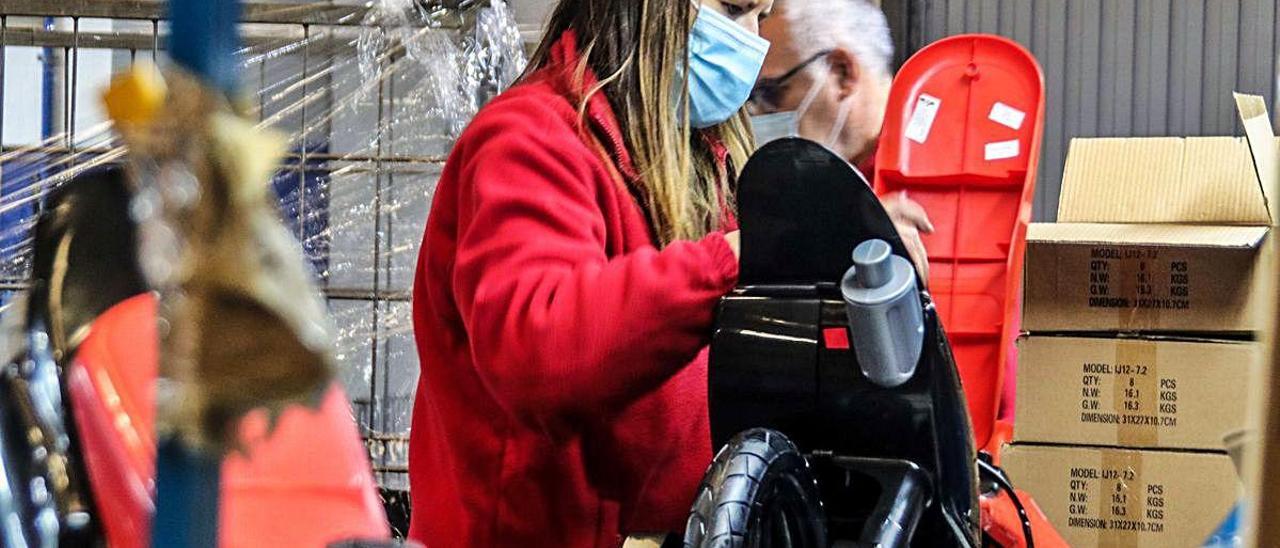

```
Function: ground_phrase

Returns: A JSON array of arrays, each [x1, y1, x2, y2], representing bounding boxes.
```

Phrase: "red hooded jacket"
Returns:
[[408, 31, 739, 547]]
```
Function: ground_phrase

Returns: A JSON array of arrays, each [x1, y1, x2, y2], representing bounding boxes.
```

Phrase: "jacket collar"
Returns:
[[540, 31, 733, 189], [543, 30, 640, 182]]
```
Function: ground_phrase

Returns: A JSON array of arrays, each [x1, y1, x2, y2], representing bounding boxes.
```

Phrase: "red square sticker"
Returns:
[[823, 327, 850, 349]]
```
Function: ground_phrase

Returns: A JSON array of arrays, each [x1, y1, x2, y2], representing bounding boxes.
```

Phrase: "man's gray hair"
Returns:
[[782, 0, 893, 77]]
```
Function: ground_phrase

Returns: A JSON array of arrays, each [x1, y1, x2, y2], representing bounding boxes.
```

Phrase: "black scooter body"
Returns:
[[705, 139, 978, 546]]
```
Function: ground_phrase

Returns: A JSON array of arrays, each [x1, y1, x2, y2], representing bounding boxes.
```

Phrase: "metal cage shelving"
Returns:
[[0, 0, 503, 494]]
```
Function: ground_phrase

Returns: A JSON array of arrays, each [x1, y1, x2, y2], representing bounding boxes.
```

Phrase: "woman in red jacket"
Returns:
[[409, 1, 772, 545]]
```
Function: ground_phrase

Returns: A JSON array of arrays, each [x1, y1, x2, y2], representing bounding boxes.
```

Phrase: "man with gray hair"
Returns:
[[750, 0, 934, 280], [751, 0, 894, 166]]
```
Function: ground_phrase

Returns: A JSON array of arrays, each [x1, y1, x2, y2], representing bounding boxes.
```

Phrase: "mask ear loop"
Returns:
[[793, 59, 830, 122], [825, 90, 855, 149]]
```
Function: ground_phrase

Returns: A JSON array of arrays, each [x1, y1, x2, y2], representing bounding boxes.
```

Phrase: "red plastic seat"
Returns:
[[69, 292, 389, 547], [874, 34, 1044, 450]]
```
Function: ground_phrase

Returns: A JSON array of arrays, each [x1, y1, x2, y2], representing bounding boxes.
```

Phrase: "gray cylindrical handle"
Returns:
[[852, 238, 893, 288], [841, 239, 925, 388]]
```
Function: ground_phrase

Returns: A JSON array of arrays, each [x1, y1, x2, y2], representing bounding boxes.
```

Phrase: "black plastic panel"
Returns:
[[736, 138, 910, 285]]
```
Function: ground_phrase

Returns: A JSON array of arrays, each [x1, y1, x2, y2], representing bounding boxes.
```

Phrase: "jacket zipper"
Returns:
[[587, 102, 635, 182]]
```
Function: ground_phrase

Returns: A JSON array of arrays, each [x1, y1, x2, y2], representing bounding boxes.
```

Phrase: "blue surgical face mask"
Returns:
[[686, 3, 770, 129], [748, 61, 854, 154], [749, 110, 800, 148]]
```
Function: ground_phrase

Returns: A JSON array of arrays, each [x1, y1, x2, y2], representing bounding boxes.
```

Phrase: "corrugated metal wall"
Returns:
[[910, 0, 1280, 220]]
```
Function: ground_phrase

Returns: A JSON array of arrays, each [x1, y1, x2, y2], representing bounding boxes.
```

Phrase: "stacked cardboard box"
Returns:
[[1002, 94, 1274, 547]]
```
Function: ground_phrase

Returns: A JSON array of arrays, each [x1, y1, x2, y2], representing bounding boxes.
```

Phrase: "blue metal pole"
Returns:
[[40, 18, 54, 141], [151, 439, 222, 547], [168, 0, 242, 97], [150, 1, 243, 546]]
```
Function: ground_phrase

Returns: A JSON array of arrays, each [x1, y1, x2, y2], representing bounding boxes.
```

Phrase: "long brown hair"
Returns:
[[524, 0, 754, 246]]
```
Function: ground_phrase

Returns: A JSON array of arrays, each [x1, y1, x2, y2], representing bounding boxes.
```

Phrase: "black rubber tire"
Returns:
[[683, 429, 828, 548]]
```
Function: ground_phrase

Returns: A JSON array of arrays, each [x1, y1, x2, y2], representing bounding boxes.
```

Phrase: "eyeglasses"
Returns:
[[749, 49, 834, 112]]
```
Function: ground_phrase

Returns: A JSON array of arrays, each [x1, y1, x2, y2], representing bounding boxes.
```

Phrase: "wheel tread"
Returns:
[[682, 429, 827, 548]]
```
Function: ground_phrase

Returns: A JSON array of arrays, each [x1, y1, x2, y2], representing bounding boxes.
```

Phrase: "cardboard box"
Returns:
[[1023, 222, 1266, 333], [1014, 335, 1257, 451], [1235, 93, 1280, 546], [1003, 444, 1240, 548], [1022, 94, 1276, 334]]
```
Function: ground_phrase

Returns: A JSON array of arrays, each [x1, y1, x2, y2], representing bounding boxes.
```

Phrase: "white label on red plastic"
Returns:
[[989, 102, 1026, 130], [904, 94, 941, 144], [984, 139, 1020, 161]]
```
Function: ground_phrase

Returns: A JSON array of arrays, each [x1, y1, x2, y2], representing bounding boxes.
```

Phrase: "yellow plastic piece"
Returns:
[[103, 62, 167, 127]]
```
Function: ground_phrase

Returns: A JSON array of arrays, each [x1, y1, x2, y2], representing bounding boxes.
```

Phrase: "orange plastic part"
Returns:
[[984, 419, 1016, 465], [980, 488, 1069, 548], [221, 386, 390, 546], [874, 35, 1044, 449], [69, 293, 390, 547]]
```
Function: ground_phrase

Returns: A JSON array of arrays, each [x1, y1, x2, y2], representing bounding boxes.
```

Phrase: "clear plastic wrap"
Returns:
[[0, 0, 527, 489]]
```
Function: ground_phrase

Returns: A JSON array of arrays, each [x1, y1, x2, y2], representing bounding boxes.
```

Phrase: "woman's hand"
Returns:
[[882, 191, 933, 285]]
